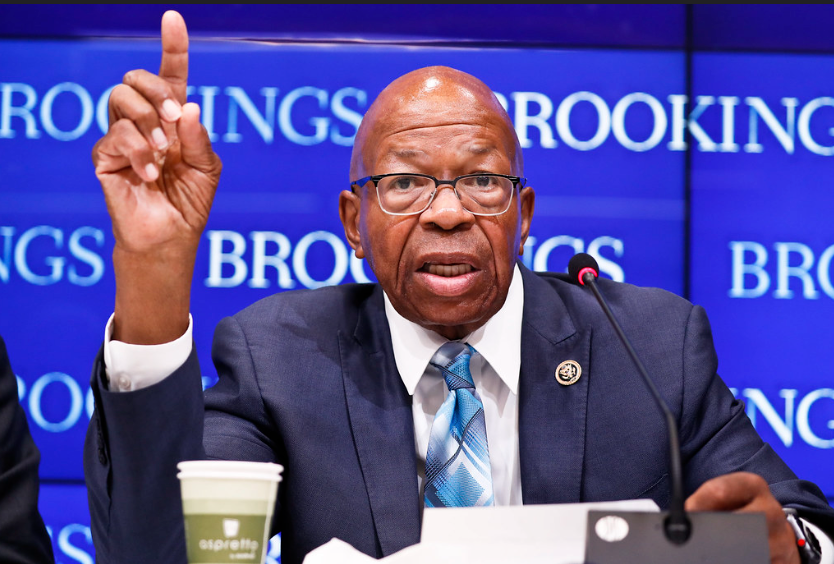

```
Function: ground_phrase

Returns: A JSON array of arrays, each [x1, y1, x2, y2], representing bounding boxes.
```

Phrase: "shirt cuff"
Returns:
[[103, 313, 193, 392]]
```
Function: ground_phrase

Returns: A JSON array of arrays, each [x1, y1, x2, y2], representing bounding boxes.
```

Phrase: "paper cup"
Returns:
[[177, 460, 283, 564]]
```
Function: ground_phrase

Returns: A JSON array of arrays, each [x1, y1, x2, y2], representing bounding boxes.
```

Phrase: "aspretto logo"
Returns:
[[2, 81, 833, 155]]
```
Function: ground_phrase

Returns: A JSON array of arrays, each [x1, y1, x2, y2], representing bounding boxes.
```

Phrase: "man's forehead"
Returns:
[[350, 66, 523, 178]]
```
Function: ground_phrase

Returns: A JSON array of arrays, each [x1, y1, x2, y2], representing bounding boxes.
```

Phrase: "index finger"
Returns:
[[158, 10, 189, 104]]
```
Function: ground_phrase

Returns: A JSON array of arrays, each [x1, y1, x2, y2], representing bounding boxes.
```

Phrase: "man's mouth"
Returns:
[[420, 263, 475, 277]]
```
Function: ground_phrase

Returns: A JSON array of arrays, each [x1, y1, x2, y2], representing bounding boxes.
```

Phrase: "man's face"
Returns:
[[340, 69, 534, 340]]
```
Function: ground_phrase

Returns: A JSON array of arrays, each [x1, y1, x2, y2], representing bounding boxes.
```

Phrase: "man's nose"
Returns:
[[419, 184, 476, 230]]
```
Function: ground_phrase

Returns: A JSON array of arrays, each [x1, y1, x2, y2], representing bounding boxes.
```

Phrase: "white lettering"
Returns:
[[729, 241, 770, 298], [330, 87, 366, 146], [0, 83, 40, 139], [743, 388, 797, 447], [28, 372, 83, 433], [533, 236, 584, 272], [744, 97, 798, 154], [278, 87, 329, 146], [818, 245, 834, 299], [0, 226, 13, 283], [587, 236, 625, 282], [556, 92, 610, 151], [223, 87, 278, 143], [610, 93, 667, 152], [774, 242, 818, 299], [15, 226, 65, 286], [40, 82, 94, 141], [717, 96, 740, 152], [67, 227, 105, 286], [197, 86, 220, 142], [248, 231, 295, 289], [205, 230, 248, 288], [667, 95, 717, 152], [797, 97, 834, 156], [57, 524, 94, 564], [95, 85, 117, 135], [796, 389, 834, 449], [293, 231, 348, 289], [511, 92, 557, 149]]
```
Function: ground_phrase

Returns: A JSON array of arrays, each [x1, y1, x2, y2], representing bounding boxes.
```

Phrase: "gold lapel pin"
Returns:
[[556, 360, 582, 386]]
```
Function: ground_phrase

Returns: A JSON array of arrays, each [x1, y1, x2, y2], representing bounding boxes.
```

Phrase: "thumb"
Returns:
[[177, 102, 216, 172]]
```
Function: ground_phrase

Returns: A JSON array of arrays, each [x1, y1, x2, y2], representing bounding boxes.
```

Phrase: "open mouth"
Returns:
[[420, 263, 475, 277]]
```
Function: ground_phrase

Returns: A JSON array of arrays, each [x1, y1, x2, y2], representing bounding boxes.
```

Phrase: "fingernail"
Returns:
[[161, 99, 182, 121], [144, 163, 159, 181], [151, 127, 168, 150]]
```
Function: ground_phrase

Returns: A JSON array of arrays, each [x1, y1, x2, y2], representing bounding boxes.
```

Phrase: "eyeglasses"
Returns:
[[350, 173, 527, 216]]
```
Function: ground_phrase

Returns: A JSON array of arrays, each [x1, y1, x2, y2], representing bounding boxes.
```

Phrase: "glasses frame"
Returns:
[[350, 172, 527, 217]]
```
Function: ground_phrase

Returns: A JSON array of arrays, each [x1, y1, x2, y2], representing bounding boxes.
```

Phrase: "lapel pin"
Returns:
[[556, 360, 582, 386]]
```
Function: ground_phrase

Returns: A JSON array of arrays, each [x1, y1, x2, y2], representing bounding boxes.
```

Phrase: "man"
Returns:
[[0, 335, 54, 564], [85, 10, 833, 564]]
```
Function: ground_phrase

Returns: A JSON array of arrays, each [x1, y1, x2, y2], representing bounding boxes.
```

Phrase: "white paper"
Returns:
[[302, 499, 659, 564]]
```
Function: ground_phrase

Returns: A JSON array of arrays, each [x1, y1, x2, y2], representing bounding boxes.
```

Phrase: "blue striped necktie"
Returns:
[[424, 341, 494, 508]]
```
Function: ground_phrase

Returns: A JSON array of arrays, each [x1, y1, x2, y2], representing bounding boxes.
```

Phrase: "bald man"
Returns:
[[85, 11, 833, 564]]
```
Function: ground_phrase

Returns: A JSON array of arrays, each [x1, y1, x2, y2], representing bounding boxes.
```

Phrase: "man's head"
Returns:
[[339, 66, 535, 340]]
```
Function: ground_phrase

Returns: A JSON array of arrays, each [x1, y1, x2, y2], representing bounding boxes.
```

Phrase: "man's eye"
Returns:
[[475, 175, 495, 187], [391, 176, 419, 190]]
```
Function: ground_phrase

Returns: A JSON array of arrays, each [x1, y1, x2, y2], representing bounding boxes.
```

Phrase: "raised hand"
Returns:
[[92, 11, 221, 344]]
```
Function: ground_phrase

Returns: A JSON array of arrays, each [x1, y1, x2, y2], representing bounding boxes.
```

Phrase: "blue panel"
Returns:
[[690, 52, 834, 497], [1, 38, 685, 480], [694, 5, 834, 52], [0, 5, 684, 47]]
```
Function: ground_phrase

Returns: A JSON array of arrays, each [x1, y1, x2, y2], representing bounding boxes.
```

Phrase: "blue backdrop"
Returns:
[[1, 5, 832, 563]]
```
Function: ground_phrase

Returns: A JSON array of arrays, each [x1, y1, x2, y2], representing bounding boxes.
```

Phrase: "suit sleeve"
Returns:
[[84, 345, 205, 564], [84, 316, 284, 564], [677, 305, 834, 536], [0, 336, 53, 564]]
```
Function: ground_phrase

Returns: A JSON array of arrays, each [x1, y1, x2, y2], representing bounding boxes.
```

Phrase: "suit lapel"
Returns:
[[518, 266, 591, 505], [339, 286, 421, 556]]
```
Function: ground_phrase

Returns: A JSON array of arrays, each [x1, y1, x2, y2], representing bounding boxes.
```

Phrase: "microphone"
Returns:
[[568, 253, 768, 564], [569, 253, 689, 543]]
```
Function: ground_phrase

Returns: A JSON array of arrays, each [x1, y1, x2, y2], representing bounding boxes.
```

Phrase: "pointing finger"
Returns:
[[159, 10, 189, 104]]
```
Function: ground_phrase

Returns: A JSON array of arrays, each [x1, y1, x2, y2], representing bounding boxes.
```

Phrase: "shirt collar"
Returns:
[[383, 264, 524, 396]]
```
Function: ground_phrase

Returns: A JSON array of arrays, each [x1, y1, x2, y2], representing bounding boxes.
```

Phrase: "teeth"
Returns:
[[425, 264, 473, 277]]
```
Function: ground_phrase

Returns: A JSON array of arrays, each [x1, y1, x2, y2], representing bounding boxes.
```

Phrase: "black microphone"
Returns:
[[569, 253, 768, 564]]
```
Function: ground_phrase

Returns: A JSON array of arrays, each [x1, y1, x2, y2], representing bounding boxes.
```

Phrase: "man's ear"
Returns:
[[518, 186, 535, 255], [339, 189, 365, 259]]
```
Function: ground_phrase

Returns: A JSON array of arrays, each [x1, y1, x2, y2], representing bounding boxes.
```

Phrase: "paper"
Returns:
[[302, 499, 659, 564]]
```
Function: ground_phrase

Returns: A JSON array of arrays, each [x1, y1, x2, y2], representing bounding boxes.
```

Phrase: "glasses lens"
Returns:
[[456, 175, 514, 214], [378, 175, 435, 214]]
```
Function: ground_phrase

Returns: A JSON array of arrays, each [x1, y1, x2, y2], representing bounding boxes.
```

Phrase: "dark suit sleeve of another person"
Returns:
[[0, 336, 54, 564]]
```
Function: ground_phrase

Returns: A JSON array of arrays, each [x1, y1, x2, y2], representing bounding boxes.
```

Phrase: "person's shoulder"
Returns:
[[230, 282, 378, 332], [529, 269, 696, 324]]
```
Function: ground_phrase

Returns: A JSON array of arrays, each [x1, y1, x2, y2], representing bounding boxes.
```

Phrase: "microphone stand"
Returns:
[[569, 255, 769, 564]]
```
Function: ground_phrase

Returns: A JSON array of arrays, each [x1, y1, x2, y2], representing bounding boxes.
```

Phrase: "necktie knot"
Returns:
[[430, 341, 475, 391]]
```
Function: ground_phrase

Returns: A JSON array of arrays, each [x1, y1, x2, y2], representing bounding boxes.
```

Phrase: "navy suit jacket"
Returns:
[[85, 266, 834, 564]]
